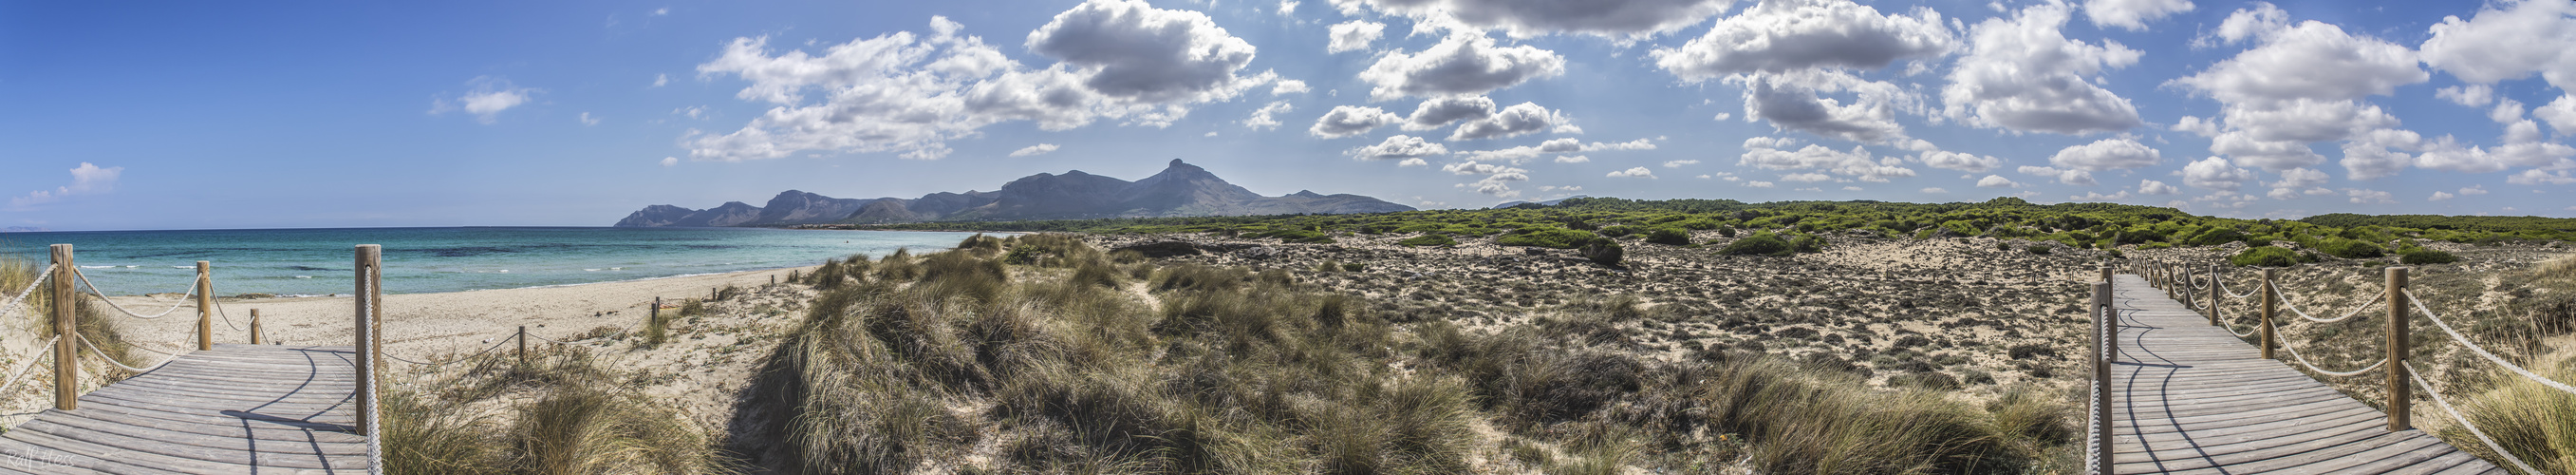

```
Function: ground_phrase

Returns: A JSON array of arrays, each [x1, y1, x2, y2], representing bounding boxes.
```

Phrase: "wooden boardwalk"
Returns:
[[0, 344, 368, 474], [2108, 275, 2503, 474]]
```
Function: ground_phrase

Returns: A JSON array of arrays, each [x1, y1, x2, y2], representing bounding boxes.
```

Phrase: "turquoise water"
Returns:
[[0, 227, 989, 296]]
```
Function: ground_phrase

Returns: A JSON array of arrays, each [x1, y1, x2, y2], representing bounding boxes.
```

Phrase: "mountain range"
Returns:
[[614, 160, 1414, 227]]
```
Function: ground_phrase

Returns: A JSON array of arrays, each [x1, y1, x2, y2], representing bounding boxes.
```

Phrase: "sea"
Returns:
[[0, 227, 991, 296]]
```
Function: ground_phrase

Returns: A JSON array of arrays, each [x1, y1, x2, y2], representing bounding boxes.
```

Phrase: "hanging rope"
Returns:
[[2276, 335, 2388, 377], [2218, 272, 2261, 299], [0, 265, 52, 317], [0, 335, 60, 397], [206, 280, 243, 332], [77, 333, 176, 373], [2278, 291, 2381, 324], [361, 282, 383, 475], [2407, 290, 2576, 396], [2405, 361, 2544, 475], [70, 267, 195, 319]]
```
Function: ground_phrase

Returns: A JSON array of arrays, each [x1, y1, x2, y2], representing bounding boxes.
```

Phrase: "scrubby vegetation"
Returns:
[[383, 345, 732, 474], [717, 235, 2077, 473], [2230, 246, 2304, 267]]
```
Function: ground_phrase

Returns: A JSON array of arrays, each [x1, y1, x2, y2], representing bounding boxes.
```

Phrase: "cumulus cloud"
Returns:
[[2049, 138, 2161, 171], [1010, 143, 1061, 157], [1650, 0, 1953, 79], [2176, 10, 2426, 104], [1976, 175, 2019, 188], [1555, 155, 1591, 163], [1729, 69, 1919, 143], [2344, 188, 2395, 204], [2069, 190, 2132, 201], [1328, 21, 1386, 53], [1739, 136, 1916, 182], [1244, 101, 1294, 130], [9, 162, 122, 209], [2182, 156, 2255, 190], [2172, 116, 2220, 137], [431, 76, 537, 124], [653, 73, 670, 87], [580, 112, 600, 125], [1403, 96, 1497, 130], [2436, 85, 2495, 106], [1358, 31, 1565, 100], [1398, 158, 1428, 166], [2508, 168, 2576, 185], [1662, 160, 1699, 168], [1449, 102, 1572, 140], [2414, 136, 2576, 174], [1607, 166, 1657, 179], [1270, 80, 1311, 95], [1915, 150, 2002, 172], [2429, 191, 2456, 201], [687, 8, 1271, 162], [1444, 161, 1531, 197], [1456, 138, 1656, 162], [1335, 0, 1737, 39], [661, 157, 680, 167], [2462, 184, 2491, 195], [2138, 179, 2178, 195], [1311, 105, 1403, 137], [1921, 187, 1948, 194], [1943, 3, 2145, 134], [2083, 0, 2193, 31], [1346, 134, 1450, 160], [2535, 95, 2576, 136], [2418, 0, 2576, 91]]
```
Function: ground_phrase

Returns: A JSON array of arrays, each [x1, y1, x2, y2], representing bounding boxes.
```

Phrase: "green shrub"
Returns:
[[2316, 238, 2387, 258], [1579, 237, 1624, 266], [2230, 247, 2301, 267], [1249, 227, 1334, 244], [1788, 233, 1825, 254], [1718, 232, 1794, 256], [1495, 226, 1600, 249], [1642, 227, 1692, 246], [2399, 249, 2459, 265], [1397, 234, 1460, 247]]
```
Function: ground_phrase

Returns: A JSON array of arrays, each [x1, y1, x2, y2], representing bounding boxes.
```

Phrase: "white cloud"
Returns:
[[1278, 0, 1298, 17], [1745, 180, 1776, 187], [2083, 0, 2193, 31], [1449, 102, 1571, 141], [1335, 0, 1736, 39], [1976, 175, 2019, 188], [2508, 168, 2576, 185], [1607, 166, 1658, 179], [1328, 21, 1386, 53], [579, 112, 601, 125], [660, 157, 679, 167], [2461, 184, 2490, 195], [1244, 101, 1294, 130], [1781, 172, 1833, 182], [2176, 11, 2426, 104], [2430, 191, 2456, 201], [1403, 96, 1496, 130], [1311, 104, 1403, 137], [2536, 95, 2576, 136], [1445, 161, 1532, 197], [2172, 116, 2220, 137], [1010, 143, 1061, 157], [1662, 160, 1699, 168], [2344, 188, 2395, 204], [1650, 0, 1953, 79], [2017, 165, 2096, 185], [1729, 69, 1919, 142], [2492, 99, 2529, 124], [2138, 179, 2178, 195], [1555, 155, 1591, 163], [653, 7, 669, 16], [1915, 150, 2002, 173], [2436, 85, 2494, 106], [2049, 138, 2161, 171], [1358, 31, 1564, 100], [1270, 80, 1311, 95], [686, 9, 1268, 162], [2415, 136, 2576, 173], [2418, 0, 2576, 90], [2182, 156, 2255, 190], [652, 73, 670, 87], [431, 76, 537, 124], [9, 162, 122, 209], [1398, 158, 1428, 166], [1347, 134, 1450, 160], [1921, 187, 1948, 194], [1943, 3, 2145, 134], [1712, 112, 1733, 121], [1738, 136, 1915, 181], [2069, 190, 2132, 201]]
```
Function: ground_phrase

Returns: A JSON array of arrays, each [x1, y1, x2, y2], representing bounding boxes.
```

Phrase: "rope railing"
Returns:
[[2406, 290, 2576, 396], [0, 335, 60, 397], [69, 266, 195, 319], [0, 265, 52, 317], [2217, 270, 2261, 299], [2279, 291, 2380, 324], [2405, 361, 2544, 475], [76, 333, 176, 373], [2277, 337, 2389, 377]]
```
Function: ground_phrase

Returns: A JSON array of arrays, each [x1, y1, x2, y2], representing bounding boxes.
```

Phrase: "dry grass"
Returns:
[[385, 345, 733, 474], [2443, 356, 2576, 474]]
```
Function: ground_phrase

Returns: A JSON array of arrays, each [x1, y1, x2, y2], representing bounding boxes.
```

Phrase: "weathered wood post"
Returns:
[[2386, 266, 2411, 431], [2207, 262, 2219, 326], [2259, 269, 2276, 359], [2092, 280, 2115, 472], [196, 261, 213, 351], [2164, 260, 2177, 300], [354, 244, 380, 436], [250, 309, 264, 345], [517, 325, 529, 367], [652, 296, 662, 329], [51, 244, 77, 410]]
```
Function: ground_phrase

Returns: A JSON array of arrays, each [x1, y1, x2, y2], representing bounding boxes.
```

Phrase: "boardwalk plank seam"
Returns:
[[0, 345, 366, 474]]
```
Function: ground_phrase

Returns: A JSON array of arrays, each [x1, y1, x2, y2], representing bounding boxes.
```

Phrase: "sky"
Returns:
[[6, 0, 2576, 231]]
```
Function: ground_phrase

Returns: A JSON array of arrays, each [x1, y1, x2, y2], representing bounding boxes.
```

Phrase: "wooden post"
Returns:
[[250, 309, 265, 345], [2387, 266, 2411, 431], [2260, 269, 2277, 359], [354, 244, 379, 436], [51, 244, 77, 410], [2164, 261, 2176, 300], [517, 325, 528, 367], [2206, 262, 2219, 326], [652, 296, 662, 328], [2092, 280, 2115, 473], [196, 261, 213, 352]]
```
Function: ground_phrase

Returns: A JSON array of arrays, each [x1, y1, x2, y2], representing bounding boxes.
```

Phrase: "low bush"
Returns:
[[2399, 248, 2459, 265], [1397, 234, 1460, 247], [1717, 232, 1794, 256], [2231, 246, 2301, 267], [1642, 227, 1692, 246], [1496, 226, 1601, 249], [1580, 237, 1624, 266], [2316, 238, 2387, 259]]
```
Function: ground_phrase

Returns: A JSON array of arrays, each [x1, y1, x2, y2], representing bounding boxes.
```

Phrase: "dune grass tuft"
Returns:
[[389, 345, 733, 475]]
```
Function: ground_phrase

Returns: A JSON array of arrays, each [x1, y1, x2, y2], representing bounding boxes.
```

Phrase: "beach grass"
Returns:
[[386, 344, 734, 474]]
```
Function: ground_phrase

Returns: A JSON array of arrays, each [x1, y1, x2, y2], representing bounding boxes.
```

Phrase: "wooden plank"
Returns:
[[0, 344, 369, 473]]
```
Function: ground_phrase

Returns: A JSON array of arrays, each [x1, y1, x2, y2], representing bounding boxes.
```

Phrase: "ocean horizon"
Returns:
[[0, 226, 990, 296]]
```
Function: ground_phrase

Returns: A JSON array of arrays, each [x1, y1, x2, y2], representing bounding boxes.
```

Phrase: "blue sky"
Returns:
[[6, 0, 2575, 231]]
